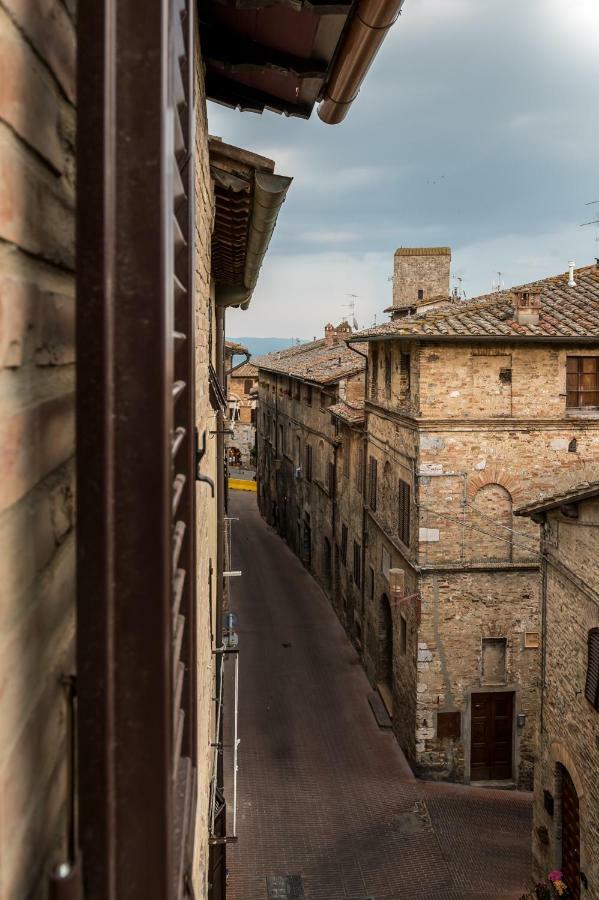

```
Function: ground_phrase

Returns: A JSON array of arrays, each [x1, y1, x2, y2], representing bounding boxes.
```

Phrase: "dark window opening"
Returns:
[[499, 368, 512, 384], [305, 444, 313, 481], [568, 438, 577, 453], [384, 348, 392, 399], [369, 566, 375, 600], [399, 613, 407, 655], [567, 356, 599, 408], [306, 384, 313, 406], [370, 345, 379, 399], [244, 378, 253, 394], [417, 289, 424, 300], [400, 352, 411, 396], [343, 436, 350, 478]]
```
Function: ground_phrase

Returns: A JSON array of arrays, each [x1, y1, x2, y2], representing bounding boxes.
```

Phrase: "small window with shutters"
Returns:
[[567, 357, 599, 409], [368, 457, 378, 511], [585, 628, 599, 711], [305, 443, 313, 481], [353, 541, 361, 584], [398, 479, 410, 547], [343, 434, 350, 478], [341, 524, 348, 565]]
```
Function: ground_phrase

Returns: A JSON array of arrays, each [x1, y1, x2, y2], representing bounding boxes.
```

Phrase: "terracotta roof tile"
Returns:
[[515, 479, 599, 516], [255, 338, 366, 384], [329, 400, 365, 426], [354, 266, 599, 341]]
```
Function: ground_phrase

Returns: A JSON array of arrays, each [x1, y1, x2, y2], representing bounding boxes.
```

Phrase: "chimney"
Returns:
[[513, 288, 542, 325], [391, 247, 451, 314], [568, 260, 576, 287], [325, 321, 352, 347]]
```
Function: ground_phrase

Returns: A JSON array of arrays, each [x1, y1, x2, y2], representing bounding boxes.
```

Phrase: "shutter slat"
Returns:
[[172, 426, 186, 458], [173, 614, 185, 679], [172, 380, 186, 401], [173, 568, 186, 621], [173, 520, 186, 569], [172, 756, 193, 898], [173, 708, 185, 778], [172, 473, 186, 516], [174, 660, 185, 729]]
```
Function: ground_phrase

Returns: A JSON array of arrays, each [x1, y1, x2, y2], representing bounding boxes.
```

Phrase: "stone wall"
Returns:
[[0, 1, 76, 894], [392, 248, 451, 310], [532, 499, 599, 895]]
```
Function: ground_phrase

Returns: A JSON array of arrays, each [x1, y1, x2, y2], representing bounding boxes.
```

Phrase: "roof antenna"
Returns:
[[451, 275, 465, 300], [343, 293, 359, 330], [492, 271, 504, 293]]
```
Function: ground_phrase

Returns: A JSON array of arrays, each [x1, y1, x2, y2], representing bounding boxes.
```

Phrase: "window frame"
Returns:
[[585, 628, 599, 711], [368, 456, 378, 511], [341, 523, 348, 566], [353, 540, 361, 585], [566, 356, 599, 409], [398, 478, 410, 547]]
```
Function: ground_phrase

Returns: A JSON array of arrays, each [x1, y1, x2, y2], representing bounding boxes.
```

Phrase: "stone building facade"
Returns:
[[517, 482, 599, 899], [256, 324, 365, 593], [353, 261, 599, 790], [226, 358, 259, 468]]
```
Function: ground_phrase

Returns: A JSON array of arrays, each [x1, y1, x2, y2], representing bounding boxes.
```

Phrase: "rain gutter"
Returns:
[[216, 172, 292, 309], [318, 0, 406, 125]]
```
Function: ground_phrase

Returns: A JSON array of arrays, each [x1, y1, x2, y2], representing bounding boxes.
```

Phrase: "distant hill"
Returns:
[[227, 336, 307, 360]]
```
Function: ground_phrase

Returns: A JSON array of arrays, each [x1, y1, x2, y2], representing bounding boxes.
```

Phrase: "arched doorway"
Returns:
[[559, 765, 581, 898]]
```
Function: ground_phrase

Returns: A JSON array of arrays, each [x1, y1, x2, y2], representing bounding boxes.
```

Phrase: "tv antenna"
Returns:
[[580, 199, 599, 228], [492, 270, 504, 292], [451, 275, 465, 300], [343, 293, 360, 330]]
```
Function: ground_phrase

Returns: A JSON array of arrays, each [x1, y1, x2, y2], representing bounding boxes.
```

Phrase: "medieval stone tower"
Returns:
[[392, 246, 451, 313]]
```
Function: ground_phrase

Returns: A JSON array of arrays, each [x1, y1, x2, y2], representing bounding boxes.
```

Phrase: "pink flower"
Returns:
[[548, 871, 563, 882]]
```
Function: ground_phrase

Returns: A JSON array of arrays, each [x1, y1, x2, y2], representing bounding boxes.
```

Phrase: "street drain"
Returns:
[[266, 875, 304, 899], [390, 800, 433, 834]]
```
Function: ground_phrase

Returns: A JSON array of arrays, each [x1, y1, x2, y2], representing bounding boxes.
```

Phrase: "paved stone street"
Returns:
[[224, 491, 532, 900]]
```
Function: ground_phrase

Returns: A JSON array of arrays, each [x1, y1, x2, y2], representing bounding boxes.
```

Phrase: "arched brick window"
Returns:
[[470, 483, 513, 561]]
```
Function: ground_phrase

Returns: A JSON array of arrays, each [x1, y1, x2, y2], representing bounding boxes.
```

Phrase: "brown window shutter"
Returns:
[[399, 479, 410, 547], [369, 457, 377, 511], [585, 629, 599, 710]]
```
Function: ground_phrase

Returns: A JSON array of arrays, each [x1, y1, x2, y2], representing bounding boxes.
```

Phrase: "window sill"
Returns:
[[565, 407, 599, 418]]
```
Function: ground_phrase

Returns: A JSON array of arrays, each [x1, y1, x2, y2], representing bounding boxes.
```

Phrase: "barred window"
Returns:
[[398, 478, 410, 547]]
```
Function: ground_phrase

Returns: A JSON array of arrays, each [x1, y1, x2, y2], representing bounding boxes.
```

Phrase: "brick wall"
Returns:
[[192, 40, 217, 898], [392, 249, 450, 310], [0, 1, 76, 895], [532, 500, 599, 893]]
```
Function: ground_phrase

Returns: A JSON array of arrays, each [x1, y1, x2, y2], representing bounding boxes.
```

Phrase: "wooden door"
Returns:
[[560, 766, 581, 899], [470, 692, 514, 781]]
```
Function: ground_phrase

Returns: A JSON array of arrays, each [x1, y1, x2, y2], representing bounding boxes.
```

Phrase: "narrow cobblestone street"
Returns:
[[224, 491, 532, 900]]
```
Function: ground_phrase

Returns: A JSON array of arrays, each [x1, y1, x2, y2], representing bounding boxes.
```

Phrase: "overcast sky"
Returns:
[[209, 0, 599, 339]]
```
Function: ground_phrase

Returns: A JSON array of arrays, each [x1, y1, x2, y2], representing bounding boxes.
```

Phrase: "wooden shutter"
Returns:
[[398, 479, 410, 547], [369, 457, 377, 511], [77, 0, 197, 896], [305, 444, 313, 481], [341, 524, 348, 565], [585, 629, 599, 710]]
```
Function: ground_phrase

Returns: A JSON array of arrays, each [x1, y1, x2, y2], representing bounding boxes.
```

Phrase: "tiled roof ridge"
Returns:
[[515, 479, 599, 515], [394, 247, 451, 257]]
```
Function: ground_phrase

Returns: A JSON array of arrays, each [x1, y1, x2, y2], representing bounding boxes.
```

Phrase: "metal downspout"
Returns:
[[215, 306, 226, 795]]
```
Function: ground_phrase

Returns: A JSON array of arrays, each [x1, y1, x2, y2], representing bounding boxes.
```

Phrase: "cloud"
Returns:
[[210, 0, 599, 337]]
